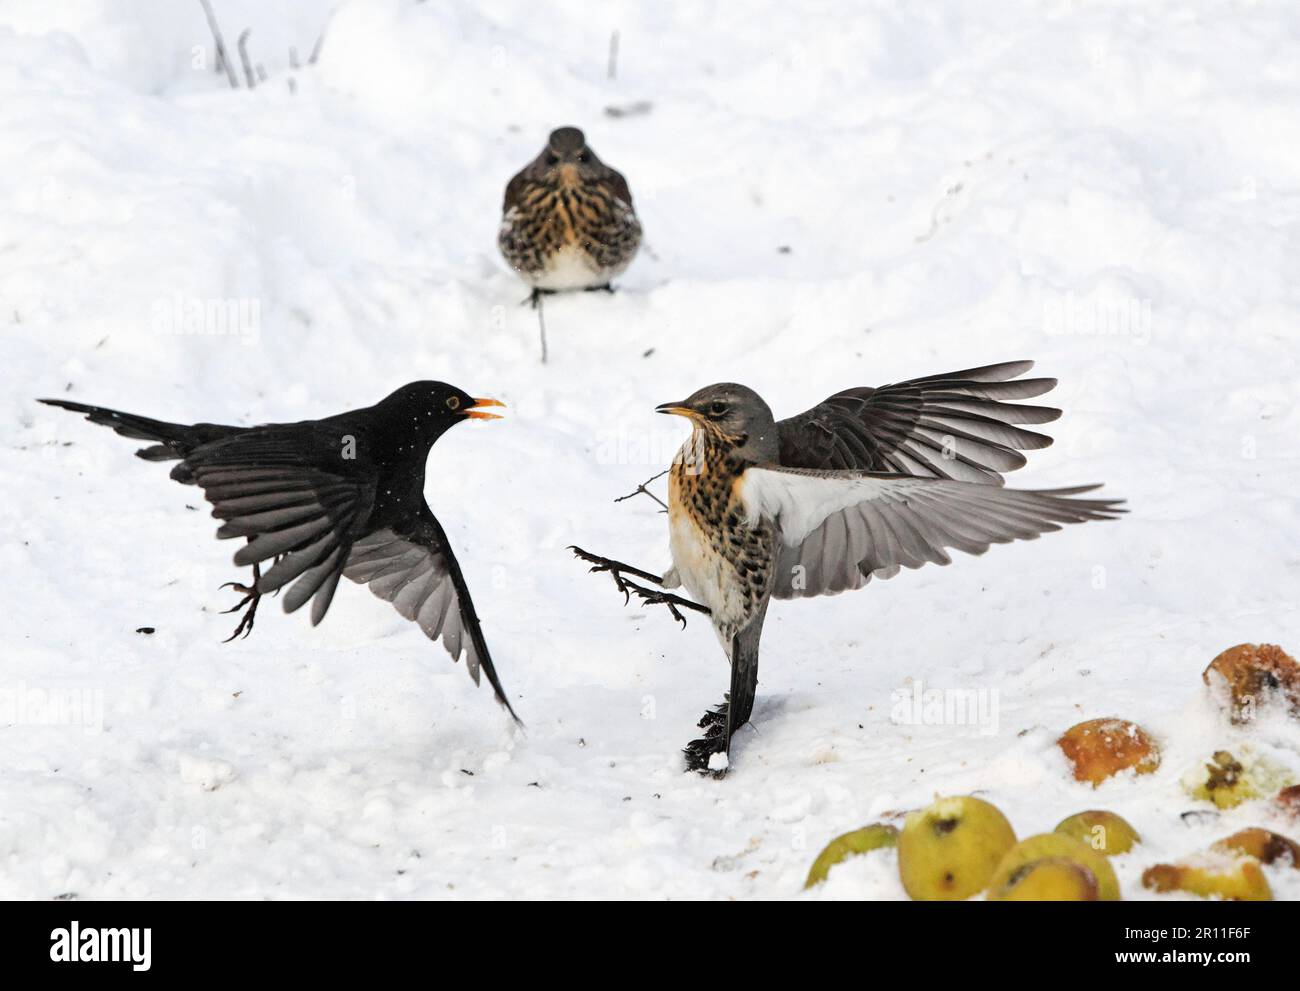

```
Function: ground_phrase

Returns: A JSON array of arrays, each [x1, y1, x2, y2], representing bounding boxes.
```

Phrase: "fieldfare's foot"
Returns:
[[569, 546, 710, 627], [684, 697, 731, 777], [583, 283, 614, 294], [219, 563, 262, 642]]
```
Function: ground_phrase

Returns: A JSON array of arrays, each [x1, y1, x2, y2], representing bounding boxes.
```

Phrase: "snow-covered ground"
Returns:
[[3, 0, 1299, 900]]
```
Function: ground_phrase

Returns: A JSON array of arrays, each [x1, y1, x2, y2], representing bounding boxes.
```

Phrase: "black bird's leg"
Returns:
[[569, 545, 710, 628], [220, 561, 262, 642]]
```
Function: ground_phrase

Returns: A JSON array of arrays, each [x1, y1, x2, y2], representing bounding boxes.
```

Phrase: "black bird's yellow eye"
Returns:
[[446, 396, 461, 411]]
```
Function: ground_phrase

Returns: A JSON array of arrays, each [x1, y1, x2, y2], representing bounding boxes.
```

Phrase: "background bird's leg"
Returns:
[[583, 283, 614, 294], [219, 560, 262, 641], [570, 545, 710, 627]]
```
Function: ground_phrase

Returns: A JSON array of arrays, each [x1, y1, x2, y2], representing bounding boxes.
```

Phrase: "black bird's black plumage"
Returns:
[[40, 382, 519, 722]]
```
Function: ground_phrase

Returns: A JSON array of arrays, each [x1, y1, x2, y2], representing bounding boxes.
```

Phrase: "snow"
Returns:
[[3, 0, 1300, 900]]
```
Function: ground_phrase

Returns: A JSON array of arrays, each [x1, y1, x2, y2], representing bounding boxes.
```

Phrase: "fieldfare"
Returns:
[[41, 383, 519, 721], [499, 126, 641, 359], [573, 361, 1123, 774]]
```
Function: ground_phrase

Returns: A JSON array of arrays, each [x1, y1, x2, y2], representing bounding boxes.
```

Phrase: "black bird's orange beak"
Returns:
[[464, 398, 505, 420]]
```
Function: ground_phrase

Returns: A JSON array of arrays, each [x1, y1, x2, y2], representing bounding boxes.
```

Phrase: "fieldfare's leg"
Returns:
[[521, 287, 556, 309], [570, 546, 710, 627], [583, 283, 615, 294], [220, 561, 262, 642], [685, 621, 763, 777], [684, 696, 731, 777]]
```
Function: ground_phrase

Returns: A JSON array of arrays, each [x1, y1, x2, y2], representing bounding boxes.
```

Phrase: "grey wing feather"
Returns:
[[775, 360, 1062, 483], [343, 513, 519, 722], [748, 466, 1125, 600], [185, 435, 374, 626]]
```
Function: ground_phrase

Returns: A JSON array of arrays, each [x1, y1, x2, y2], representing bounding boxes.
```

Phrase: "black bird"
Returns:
[[573, 361, 1124, 774], [41, 382, 519, 721]]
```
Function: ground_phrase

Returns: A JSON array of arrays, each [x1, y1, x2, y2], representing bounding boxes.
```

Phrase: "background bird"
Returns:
[[498, 126, 641, 360], [40, 382, 519, 722], [573, 360, 1124, 774]]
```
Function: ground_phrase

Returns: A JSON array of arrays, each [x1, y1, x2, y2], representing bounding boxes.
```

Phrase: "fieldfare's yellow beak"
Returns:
[[655, 402, 696, 419], [465, 397, 506, 420]]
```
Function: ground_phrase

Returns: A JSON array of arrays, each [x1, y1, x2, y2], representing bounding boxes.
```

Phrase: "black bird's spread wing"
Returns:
[[775, 360, 1061, 483], [184, 432, 376, 625], [740, 465, 1124, 600], [343, 510, 519, 721]]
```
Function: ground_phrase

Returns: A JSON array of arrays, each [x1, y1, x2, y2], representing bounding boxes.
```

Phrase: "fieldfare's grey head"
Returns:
[[532, 126, 606, 179], [656, 383, 779, 463]]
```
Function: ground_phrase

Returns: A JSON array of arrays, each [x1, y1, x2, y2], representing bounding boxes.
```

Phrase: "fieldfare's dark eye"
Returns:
[[446, 396, 460, 411], [576, 151, 590, 163], [709, 402, 727, 416], [545, 152, 559, 166]]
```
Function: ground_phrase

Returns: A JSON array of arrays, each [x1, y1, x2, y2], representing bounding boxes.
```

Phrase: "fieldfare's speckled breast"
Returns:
[[665, 415, 777, 647], [498, 126, 641, 291]]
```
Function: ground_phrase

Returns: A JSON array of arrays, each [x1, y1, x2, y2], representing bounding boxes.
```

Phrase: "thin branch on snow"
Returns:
[[607, 30, 620, 80], [237, 29, 257, 89], [614, 469, 669, 511], [198, 0, 239, 89]]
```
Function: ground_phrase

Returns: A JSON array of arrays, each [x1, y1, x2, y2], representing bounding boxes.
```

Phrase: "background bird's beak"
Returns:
[[465, 398, 506, 420], [655, 402, 695, 419]]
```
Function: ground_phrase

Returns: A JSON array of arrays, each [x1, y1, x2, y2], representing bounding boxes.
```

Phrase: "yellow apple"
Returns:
[[804, 823, 899, 888], [897, 796, 1016, 901], [1055, 810, 1141, 856], [989, 833, 1121, 900]]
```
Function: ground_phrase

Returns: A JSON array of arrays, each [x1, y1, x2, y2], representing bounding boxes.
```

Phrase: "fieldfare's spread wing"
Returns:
[[343, 509, 519, 721], [740, 465, 1124, 599], [185, 431, 376, 624], [775, 360, 1061, 483]]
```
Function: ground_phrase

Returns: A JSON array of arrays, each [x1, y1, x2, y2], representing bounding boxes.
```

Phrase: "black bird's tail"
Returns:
[[38, 398, 237, 463]]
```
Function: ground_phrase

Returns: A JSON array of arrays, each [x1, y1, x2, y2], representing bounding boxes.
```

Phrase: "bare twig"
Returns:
[[614, 469, 669, 510], [309, 32, 325, 64], [289, 46, 300, 70], [256, 64, 268, 83], [198, 0, 239, 89], [537, 293, 548, 363], [607, 30, 620, 80], [237, 29, 256, 88]]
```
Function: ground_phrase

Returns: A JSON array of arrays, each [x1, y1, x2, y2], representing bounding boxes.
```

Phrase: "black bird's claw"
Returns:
[[569, 546, 709, 628], [683, 698, 731, 777], [219, 564, 262, 642]]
